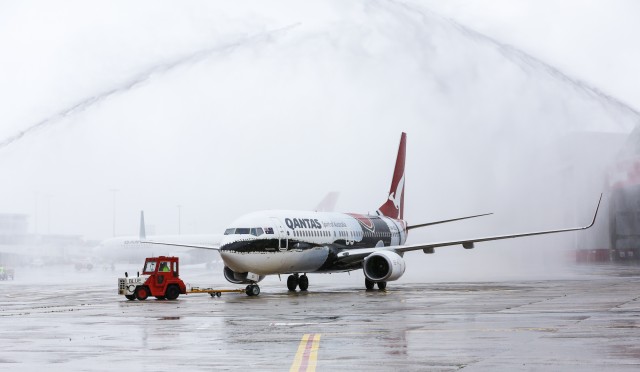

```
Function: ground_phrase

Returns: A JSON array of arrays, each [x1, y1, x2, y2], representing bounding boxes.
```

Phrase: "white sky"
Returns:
[[0, 0, 638, 246]]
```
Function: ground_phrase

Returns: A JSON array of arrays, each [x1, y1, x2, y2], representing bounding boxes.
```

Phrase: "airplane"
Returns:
[[146, 132, 601, 296], [94, 211, 222, 264], [96, 192, 341, 265]]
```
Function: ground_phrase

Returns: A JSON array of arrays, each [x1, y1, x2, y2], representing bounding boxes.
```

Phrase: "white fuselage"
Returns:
[[219, 210, 407, 276]]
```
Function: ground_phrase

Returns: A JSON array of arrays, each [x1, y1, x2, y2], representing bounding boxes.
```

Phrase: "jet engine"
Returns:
[[223, 266, 264, 284], [363, 251, 406, 282]]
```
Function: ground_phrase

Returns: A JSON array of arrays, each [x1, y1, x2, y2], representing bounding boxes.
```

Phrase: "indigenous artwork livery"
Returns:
[[147, 133, 600, 296]]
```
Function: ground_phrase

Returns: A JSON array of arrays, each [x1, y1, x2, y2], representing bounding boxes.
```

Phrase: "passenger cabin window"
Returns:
[[265, 227, 274, 234]]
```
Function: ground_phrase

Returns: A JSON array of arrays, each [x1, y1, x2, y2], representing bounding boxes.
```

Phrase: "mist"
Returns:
[[1, 1, 638, 281]]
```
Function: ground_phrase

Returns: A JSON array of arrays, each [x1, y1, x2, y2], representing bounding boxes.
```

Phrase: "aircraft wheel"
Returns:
[[246, 284, 260, 296], [377, 281, 387, 290], [299, 275, 309, 291], [125, 295, 136, 301], [287, 275, 299, 291], [251, 285, 260, 296], [216, 292, 222, 297], [165, 285, 180, 300], [365, 279, 375, 290], [135, 286, 149, 301]]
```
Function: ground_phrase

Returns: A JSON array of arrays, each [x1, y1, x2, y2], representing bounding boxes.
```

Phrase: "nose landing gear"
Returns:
[[245, 284, 260, 296]]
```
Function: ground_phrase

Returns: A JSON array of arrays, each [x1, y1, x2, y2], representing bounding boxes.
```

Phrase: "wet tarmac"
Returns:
[[1, 264, 640, 371]]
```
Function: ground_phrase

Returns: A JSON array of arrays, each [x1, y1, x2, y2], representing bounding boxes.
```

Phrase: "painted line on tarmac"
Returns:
[[290, 333, 321, 372], [270, 322, 321, 326]]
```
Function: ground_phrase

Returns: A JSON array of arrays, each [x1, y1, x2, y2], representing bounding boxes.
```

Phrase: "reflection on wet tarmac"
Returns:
[[1, 265, 639, 371]]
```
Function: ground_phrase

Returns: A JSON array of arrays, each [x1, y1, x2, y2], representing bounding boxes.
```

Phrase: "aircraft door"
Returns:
[[270, 217, 288, 252]]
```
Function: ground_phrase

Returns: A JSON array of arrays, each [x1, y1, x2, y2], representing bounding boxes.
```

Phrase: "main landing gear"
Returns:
[[245, 284, 260, 296], [287, 273, 309, 291], [365, 278, 387, 291]]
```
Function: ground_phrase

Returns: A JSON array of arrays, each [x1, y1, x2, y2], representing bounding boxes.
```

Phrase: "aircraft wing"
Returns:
[[141, 240, 220, 251], [337, 194, 601, 263]]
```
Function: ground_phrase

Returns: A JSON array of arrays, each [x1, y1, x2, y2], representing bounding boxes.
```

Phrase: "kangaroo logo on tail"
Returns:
[[378, 133, 406, 220], [388, 173, 405, 211]]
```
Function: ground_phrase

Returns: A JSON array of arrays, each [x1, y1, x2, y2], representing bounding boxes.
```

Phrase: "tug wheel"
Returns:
[[165, 285, 180, 300], [135, 286, 149, 301]]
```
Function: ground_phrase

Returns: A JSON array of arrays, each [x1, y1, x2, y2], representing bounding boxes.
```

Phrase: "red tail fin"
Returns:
[[378, 132, 406, 220]]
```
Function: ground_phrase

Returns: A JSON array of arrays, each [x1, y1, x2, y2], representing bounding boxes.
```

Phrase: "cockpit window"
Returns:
[[143, 261, 156, 273], [226, 227, 266, 236]]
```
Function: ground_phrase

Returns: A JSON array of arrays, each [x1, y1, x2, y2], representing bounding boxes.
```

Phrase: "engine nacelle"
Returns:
[[363, 251, 406, 282], [223, 266, 264, 284]]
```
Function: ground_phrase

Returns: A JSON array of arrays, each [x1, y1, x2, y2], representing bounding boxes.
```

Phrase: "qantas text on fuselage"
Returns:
[[146, 132, 600, 296]]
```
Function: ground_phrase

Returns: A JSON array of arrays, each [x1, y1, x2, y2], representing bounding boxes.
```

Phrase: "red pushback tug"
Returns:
[[118, 256, 186, 301]]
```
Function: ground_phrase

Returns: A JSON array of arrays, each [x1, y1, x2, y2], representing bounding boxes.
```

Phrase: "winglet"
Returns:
[[139, 211, 146, 240], [586, 193, 603, 229]]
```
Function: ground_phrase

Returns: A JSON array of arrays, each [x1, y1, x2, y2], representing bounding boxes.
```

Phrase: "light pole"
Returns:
[[177, 205, 182, 235], [33, 192, 38, 235], [110, 189, 118, 237], [45, 194, 52, 235]]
